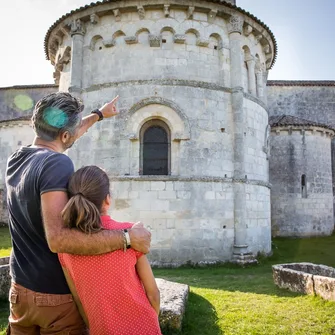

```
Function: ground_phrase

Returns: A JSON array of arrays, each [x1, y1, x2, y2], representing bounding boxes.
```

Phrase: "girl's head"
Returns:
[[61, 165, 110, 233]]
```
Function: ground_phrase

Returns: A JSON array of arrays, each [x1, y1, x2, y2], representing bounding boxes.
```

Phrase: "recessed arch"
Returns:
[[209, 33, 223, 50], [160, 26, 176, 35], [135, 28, 151, 37], [135, 28, 150, 45], [127, 97, 190, 141], [112, 30, 126, 45], [185, 28, 200, 38], [89, 35, 103, 51]]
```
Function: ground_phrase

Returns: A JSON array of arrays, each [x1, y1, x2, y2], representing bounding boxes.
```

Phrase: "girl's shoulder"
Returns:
[[101, 215, 134, 230]]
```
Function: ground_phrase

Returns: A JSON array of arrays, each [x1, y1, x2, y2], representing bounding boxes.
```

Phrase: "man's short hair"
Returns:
[[31, 92, 83, 141]]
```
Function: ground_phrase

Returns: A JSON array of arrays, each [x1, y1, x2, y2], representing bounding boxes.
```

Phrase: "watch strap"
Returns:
[[124, 229, 131, 249], [91, 109, 103, 121]]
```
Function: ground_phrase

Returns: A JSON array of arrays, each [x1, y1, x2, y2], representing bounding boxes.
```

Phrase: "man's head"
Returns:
[[31, 92, 83, 151]]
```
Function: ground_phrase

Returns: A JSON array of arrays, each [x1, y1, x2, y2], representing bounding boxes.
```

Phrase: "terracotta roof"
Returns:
[[269, 115, 335, 131], [44, 0, 277, 68], [0, 84, 58, 90], [267, 80, 335, 87]]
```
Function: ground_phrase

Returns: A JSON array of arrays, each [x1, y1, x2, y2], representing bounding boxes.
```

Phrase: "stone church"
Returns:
[[0, 0, 334, 265]]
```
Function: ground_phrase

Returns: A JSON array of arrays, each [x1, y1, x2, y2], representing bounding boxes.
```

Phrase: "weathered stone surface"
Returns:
[[273, 263, 335, 301], [273, 263, 314, 295], [157, 278, 189, 334]]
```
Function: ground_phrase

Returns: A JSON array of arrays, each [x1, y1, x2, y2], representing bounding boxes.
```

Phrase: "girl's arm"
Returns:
[[135, 255, 160, 315], [62, 266, 89, 326]]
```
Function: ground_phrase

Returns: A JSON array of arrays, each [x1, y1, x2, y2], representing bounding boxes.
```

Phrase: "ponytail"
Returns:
[[61, 193, 102, 234]]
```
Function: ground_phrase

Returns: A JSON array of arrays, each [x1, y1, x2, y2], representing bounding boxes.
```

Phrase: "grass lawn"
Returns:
[[0, 227, 11, 258], [0, 227, 335, 334]]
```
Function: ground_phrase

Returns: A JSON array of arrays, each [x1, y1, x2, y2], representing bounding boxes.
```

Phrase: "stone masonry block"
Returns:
[[157, 278, 189, 334], [159, 191, 177, 200], [151, 181, 166, 191]]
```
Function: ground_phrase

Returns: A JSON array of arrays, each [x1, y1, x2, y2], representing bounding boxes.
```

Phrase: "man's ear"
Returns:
[[60, 131, 70, 144]]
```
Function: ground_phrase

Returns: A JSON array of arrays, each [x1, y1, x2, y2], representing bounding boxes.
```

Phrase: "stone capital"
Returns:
[[245, 56, 255, 65], [228, 14, 244, 34], [70, 19, 86, 37]]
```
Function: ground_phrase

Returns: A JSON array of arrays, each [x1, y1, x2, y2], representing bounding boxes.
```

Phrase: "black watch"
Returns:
[[91, 109, 104, 121]]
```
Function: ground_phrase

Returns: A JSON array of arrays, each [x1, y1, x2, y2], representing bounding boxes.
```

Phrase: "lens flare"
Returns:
[[43, 107, 68, 128], [14, 94, 34, 111]]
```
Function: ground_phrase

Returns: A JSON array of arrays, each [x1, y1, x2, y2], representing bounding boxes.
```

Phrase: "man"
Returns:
[[5, 92, 151, 334]]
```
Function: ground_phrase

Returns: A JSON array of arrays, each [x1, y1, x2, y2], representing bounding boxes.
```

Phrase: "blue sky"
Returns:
[[0, 0, 333, 87]]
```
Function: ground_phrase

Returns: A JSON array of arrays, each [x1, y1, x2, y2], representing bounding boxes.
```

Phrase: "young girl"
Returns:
[[58, 166, 162, 335]]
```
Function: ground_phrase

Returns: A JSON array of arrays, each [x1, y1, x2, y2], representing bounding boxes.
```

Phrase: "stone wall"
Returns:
[[0, 85, 58, 122], [270, 129, 334, 237], [267, 82, 335, 237], [267, 83, 335, 125], [0, 121, 35, 224], [0, 85, 58, 223]]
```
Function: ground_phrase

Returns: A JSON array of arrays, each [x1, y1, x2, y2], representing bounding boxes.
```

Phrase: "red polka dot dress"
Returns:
[[58, 216, 162, 335]]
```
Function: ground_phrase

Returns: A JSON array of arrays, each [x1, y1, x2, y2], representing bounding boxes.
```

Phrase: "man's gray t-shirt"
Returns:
[[6, 146, 74, 294]]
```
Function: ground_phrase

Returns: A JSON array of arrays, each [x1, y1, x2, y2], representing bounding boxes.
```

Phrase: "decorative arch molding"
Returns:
[[89, 35, 104, 50], [127, 97, 191, 141]]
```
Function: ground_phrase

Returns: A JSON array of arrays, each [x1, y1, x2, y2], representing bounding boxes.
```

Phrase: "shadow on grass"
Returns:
[[180, 291, 220, 335]]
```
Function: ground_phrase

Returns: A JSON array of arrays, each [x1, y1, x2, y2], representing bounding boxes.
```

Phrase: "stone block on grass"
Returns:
[[157, 278, 189, 334]]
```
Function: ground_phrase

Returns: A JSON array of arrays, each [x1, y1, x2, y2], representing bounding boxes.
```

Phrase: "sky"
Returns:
[[0, 0, 334, 87]]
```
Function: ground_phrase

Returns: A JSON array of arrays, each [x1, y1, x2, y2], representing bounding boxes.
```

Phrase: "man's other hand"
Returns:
[[129, 222, 151, 254]]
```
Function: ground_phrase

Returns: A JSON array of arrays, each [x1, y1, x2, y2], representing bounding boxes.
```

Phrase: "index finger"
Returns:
[[111, 95, 119, 103]]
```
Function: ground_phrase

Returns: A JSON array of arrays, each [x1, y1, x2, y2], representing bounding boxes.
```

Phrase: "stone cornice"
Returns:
[[109, 175, 271, 189], [0, 84, 58, 90], [44, 0, 277, 68], [269, 115, 335, 132], [267, 80, 335, 87], [271, 126, 335, 138], [0, 118, 31, 126]]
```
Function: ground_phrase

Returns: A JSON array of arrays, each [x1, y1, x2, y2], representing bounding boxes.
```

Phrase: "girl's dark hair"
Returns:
[[61, 166, 110, 234]]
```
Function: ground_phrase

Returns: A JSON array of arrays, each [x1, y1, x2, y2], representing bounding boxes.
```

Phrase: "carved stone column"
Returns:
[[228, 14, 256, 265], [246, 57, 256, 96], [263, 69, 269, 105], [256, 70, 264, 99], [69, 19, 86, 96]]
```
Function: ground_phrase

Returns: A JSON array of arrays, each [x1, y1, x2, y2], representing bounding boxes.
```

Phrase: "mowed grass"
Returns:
[[155, 236, 335, 335], [0, 227, 11, 258], [0, 227, 335, 334]]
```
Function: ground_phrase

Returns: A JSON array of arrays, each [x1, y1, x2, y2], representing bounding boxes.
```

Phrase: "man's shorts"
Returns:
[[8, 282, 88, 335]]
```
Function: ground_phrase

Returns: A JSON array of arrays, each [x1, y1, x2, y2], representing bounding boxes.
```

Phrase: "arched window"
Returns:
[[140, 120, 170, 175]]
